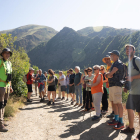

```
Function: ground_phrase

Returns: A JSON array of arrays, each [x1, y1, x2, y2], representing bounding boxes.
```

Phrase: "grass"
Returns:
[[4, 95, 26, 119]]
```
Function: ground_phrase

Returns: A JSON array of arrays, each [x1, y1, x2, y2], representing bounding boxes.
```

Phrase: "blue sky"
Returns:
[[0, 0, 140, 31]]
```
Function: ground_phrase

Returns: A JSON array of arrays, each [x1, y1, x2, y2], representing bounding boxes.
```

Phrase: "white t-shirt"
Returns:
[[59, 74, 66, 86]]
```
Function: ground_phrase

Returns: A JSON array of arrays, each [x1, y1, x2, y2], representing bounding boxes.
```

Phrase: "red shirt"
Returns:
[[26, 72, 33, 85]]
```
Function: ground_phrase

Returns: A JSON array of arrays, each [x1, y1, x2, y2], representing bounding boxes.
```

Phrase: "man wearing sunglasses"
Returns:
[[106, 50, 124, 130]]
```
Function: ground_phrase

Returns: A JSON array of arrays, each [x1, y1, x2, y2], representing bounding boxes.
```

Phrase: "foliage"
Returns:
[[32, 65, 39, 74], [0, 33, 30, 96], [0, 25, 58, 52]]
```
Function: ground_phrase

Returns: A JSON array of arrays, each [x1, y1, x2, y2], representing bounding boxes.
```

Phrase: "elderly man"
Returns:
[[74, 66, 83, 107], [106, 50, 124, 130], [26, 67, 34, 102], [0, 48, 13, 132], [37, 69, 46, 102], [58, 71, 66, 100]]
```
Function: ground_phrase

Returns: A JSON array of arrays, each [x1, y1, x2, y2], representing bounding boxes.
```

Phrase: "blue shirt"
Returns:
[[37, 74, 46, 83]]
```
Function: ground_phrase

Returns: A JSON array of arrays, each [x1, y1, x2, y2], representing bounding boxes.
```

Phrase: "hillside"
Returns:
[[28, 26, 140, 71], [77, 26, 138, 38], [0, 25, 58, 52]]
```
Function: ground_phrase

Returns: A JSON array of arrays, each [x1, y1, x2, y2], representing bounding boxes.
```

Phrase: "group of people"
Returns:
[[0, 44, 140, 140]]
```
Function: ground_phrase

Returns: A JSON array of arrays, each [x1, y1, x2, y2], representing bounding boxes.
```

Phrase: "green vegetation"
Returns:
[[0, 25, 58, 52], [0, 33, 30, 97]]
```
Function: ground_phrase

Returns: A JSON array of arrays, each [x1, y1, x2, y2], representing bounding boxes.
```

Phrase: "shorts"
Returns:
[[69, 86, 75, 93], [27, 84, 33, 92], [109, 86, 122, 104], [48, 85, 56, 91], [126, 94, 140, 112], [61, 86, 66, 91], [39, 84, 45, 93]]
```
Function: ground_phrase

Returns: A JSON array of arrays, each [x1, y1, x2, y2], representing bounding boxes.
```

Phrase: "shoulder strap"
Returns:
[[133, 56, 139, 72], [0, 59, 4, 69]]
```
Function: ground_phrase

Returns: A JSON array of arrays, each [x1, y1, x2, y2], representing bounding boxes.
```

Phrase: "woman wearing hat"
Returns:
[[0, 48, 13, 132]]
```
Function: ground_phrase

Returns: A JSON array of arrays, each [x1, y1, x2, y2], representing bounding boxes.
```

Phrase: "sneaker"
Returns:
[[61, 97, 64, 100], [47, 101, 51, 105], [107, 112, 115, 118], [81, 105, 85, 109], [42, 98, 45, 101], [66, 98, 68, 101], [114, 122, 124, 130], [101, 110, 107, 114], [74, 103, 79, 106], [40, 99, 43, 102], [92, 114, 102, 121], [71, 101, 74, 105], [57, 97, 61, 99], [52, 102, 55, 105], [107, 119, 118, 126], [134, 132, 140, 140], [55, 98, 57, 101], [27, 99, 32, 102], [121, 127, 135, 134], [0, 125, 8, 132]]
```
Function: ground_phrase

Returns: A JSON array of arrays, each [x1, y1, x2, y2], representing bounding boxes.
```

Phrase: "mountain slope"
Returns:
[[77, 26, 138, 38], [28, 27, 140, 71], [0, 25, 58, 52]]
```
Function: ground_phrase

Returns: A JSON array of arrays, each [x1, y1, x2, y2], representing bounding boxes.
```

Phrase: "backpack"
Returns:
[[23, 74, 27, 83], [133, 56, 140, 72], [55, 76, 58, 85]]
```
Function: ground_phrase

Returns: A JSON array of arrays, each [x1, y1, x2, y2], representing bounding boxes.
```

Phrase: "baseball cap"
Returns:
[[108, 50, 120, 56], [29, 67, 35, 71]]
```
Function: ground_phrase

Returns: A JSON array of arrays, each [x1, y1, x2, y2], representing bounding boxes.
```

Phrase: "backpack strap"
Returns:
[[133, 56, 139, 72]]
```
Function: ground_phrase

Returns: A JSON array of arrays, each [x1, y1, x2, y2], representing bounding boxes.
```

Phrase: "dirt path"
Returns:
[[0, 90, 139, 140]]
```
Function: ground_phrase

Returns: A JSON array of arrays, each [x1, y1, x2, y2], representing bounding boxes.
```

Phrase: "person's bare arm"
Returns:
[[77, 74, 83, 86], [91, 75, 101, 87], [126, 74, 140, 82], [106, 67, 118, 78]]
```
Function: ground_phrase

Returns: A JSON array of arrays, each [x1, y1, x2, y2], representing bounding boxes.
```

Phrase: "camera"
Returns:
[[84, 79, 89, 83]]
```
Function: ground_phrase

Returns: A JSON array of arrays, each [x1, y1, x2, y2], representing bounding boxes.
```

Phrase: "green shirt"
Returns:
[[0, 59, 12, 87], [128, 57, 140, 95]]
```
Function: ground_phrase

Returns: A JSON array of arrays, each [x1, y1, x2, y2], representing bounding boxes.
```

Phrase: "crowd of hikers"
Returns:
[[0, 44, 140, 140]]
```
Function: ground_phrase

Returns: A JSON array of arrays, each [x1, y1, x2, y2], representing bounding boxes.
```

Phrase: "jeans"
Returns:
[[66, 85, 69, 94], [92, 92, 103, 116], [75, 84, 82, 104]]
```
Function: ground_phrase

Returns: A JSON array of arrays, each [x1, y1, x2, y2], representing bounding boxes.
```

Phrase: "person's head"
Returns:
[[93, 65, 100, 75], [39, 69, 42, 75], [67, 70, 70, 76], [100, 65, 106, 74], [44, 71, 47, 76], [75, 66, 80, 74], [1, 48, 12, 60], [69, 68, 73, 74], [108, 50, 120, 62], [59, 71, 63, 76], [36, 70, 39, 74], [84, 68, 88, 76], [102, 55, 112, 65], [53, 71, 56, 74], [48, 69, 54, 76], [29, 67, 34, 74], [125, 44, 135, 57], [87, 67, 92, 76]]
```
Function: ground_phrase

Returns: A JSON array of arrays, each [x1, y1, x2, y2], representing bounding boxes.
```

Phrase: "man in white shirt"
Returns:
[[58, 71, 66, 100]]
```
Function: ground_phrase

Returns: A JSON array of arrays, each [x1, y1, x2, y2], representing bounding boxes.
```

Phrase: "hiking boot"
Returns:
[[57, 97, 61, 99], [107, 112, 115, 118], [47, 101, 51, 106], [134, 132, 140, 140], [52, 102, 55, 105], [0, 125, 8, 132], [81, 105, 85, 109], [61, 97, 64, 100], [74, 103, 79, 106], [114, 122, 124, 130], [27, 99, 32, 102], [40, 99, 43, 102], [92, 114, 102, 121], [42, 98, 45, 101], [107, 119, 118, 126], [120, 127, 135, 134], [78, 104, 82, 107]]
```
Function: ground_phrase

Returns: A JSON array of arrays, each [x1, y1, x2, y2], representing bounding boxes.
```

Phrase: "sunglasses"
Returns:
[[88, 70, 92, 72], [93, 69, 98, 70], [100, 69, 104, 71]]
